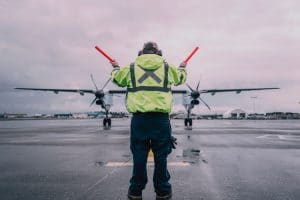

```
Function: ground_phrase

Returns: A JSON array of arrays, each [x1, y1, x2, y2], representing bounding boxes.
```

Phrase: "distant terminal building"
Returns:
[[72, 113, 88, 119], [54, 113, 72, 119], [170, 112, 198, 119], [223, 109, 247, 119], [110, 112, 129, 118], [0, 113, 27, 119], [88, 111, 105, 118], [200, 114, 223, 120], [286, 112, 300, 119], [30, 114, 49, 118], [266, 112, 285, 119], [247, 113, 265, 120], [266, 112, 300, 119]]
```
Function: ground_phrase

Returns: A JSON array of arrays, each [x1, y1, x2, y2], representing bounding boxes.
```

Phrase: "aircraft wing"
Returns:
[[172, 90, 188, 94], [108, 90, 127, 94], [15, 88, 95, 95], [15, 88, 188, 95], [108, 90, 188, 94], [200, 87, 279, 95]]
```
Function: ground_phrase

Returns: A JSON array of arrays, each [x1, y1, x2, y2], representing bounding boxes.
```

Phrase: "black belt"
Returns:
[[133, 112, 169, 117]]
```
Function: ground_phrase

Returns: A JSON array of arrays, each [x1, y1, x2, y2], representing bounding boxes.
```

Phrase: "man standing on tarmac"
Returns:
[[110, 41, 187, 200]]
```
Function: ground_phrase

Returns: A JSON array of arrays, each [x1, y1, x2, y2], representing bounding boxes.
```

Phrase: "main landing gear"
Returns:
[[102, 110, 111, 128], [185, 109, 193, 128], [184, 118, 193, 127], [103, 117, 111, 127]]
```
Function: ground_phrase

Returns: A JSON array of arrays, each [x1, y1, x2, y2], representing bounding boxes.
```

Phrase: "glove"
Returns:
[[179, 61, 187, 68], [171, 136, 177, 149], [110, 60, 120, 68]]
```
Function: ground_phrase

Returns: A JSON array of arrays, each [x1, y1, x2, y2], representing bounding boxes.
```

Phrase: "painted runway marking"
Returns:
[[264, 129, 300, 133], [109, 136, 130, 139], [256, 134, 300, 141], [61, 138, 90, 141], [79, 159, 131, 199], [9, 139, 41, 143], [256, 134, 277, 139], [176, 128, 300, 132], [105, 161, 191, 167]]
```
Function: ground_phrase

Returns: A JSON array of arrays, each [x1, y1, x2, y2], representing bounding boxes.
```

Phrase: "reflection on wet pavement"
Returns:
[[1, 119, 300, 200]]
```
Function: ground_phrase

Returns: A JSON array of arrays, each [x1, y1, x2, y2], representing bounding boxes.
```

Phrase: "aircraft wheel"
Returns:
[[185, 118, 193, 126], [184, 118, 188, 126], [103, 118, 108, 127], [189, 118, 193, 126]]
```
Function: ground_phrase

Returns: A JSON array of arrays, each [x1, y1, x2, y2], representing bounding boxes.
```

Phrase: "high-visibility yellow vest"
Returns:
[[111, 54, 186, 113]]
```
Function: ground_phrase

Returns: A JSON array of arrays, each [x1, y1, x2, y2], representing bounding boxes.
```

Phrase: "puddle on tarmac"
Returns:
[[183, 148, 200, 157], [181, 148, 208, 164], [184, 127, 193, 131], [103, 126, 111, 131], [94, 161, 104, 166]]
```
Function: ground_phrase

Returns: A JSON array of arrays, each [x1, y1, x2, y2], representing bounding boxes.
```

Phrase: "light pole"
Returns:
[[251, 96, 257, 114]]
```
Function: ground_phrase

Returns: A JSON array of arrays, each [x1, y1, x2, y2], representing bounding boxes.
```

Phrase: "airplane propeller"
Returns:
[[90, 74, 99, 90], [89, 74, 111, 107], [101, 77, 112, 90], [187, 81, 211, 110], [90, 97, 98, 107], [199, 96, 211, 110]]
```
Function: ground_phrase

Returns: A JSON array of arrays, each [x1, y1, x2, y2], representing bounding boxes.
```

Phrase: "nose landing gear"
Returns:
[[184, 118, 193, 127]]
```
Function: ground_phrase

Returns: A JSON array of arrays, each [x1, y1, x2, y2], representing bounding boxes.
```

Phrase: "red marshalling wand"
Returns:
[[183, 46, 199, 63], [95, 46, 115, 62], [95, 45, 199, 65]]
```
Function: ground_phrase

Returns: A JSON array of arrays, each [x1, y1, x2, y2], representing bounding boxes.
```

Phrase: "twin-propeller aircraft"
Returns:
[[15, 77, 279, 127], [15, 46, 279, 128]]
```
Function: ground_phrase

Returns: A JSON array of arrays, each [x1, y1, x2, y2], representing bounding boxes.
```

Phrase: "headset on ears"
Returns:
[[138, 49, 162, 56], [156, 50, 162, 56]]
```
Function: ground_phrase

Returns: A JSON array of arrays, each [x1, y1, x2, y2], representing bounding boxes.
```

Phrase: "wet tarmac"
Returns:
[[0, 119, 300, 200]]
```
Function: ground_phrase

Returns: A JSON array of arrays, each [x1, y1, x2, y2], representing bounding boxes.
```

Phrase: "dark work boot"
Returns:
[[127, 194, 142, 200], [128, 190, 142, 200], [156, 192, 172, 200]]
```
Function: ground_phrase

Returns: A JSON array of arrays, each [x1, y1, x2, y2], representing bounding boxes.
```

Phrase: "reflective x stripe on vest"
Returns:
[[137, 65, 162, 84], [127, 62, 170, 92]]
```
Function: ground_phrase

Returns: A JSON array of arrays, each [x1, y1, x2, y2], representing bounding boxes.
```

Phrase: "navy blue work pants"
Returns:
[[129, 112, 172, 195]]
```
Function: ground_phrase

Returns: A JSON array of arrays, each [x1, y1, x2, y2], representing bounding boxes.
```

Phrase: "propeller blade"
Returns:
[[90, 97, 97, 107], [90, 74, 99, 90], [101, 77, 112, 90], [199, 97, 211, 110], [186, 83, 194, 92], [196, 81, 200, 91]]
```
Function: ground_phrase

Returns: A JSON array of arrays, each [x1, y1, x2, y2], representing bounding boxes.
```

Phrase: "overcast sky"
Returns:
[[1, 0, 300, 114]]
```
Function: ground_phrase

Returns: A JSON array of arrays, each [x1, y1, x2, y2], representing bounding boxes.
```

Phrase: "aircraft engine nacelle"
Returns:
[[96, 99, 104, 105], [191, 99, 199, 105]]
